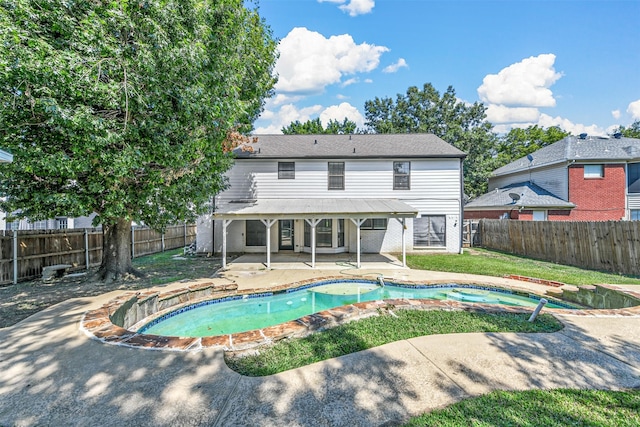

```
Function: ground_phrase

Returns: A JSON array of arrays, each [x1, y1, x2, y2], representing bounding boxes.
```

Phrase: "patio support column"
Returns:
[[395, 218, 407, 268], [402, 218, 407, 267], [261, 219, 277, 269], [305, 218, 322, 268], [221, 219, 233, 268], [350, 218, 366, 268]]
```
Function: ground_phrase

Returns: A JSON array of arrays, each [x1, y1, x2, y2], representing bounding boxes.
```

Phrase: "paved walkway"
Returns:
[[1, 256, 639, 426]]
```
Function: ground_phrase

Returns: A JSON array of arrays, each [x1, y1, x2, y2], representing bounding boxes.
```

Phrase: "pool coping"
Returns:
[[80, 276, 640, 352]]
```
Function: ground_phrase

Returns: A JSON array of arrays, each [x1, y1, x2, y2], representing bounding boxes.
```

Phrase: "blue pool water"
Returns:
[[140, 281, 573, 338]]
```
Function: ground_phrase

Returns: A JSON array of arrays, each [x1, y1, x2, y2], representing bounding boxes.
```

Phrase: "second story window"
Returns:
[[584, 164, 603, 178], [328, 162, 344, 190], [628, 163, 640, 193], [278, 162, 295, 179], [394, 161, 410, 190]]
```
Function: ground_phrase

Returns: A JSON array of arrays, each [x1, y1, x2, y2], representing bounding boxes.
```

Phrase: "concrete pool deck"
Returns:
[[2, 255, 640, 426]]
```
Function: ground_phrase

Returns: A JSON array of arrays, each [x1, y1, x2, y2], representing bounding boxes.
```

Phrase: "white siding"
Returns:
[[628, 194, 640, 210], [196, 213, 214, 253], [202, 157, 463, 254], [490, 164, 568, 200], [220, 158, 460, 207]]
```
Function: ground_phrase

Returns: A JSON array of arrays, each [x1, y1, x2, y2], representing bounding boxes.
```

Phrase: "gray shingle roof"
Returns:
[[215, 198, 418, 219], [233, 134, 466, 159], [493, 135, 640, 176], [465, 182, 575, 210]]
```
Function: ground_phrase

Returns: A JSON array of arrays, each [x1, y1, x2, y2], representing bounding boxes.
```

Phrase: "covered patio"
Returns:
[[214, 198, 418, 269], [225, 252, 407, 271]]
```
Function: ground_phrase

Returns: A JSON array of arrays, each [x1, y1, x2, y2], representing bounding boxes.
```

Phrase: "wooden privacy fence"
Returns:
[[478, 219, 640, 275], [0, 224, 196, 285]]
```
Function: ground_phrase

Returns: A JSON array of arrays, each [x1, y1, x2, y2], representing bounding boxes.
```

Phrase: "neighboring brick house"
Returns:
[[197, 134, 466, 268], [465, 134, 640, 221]]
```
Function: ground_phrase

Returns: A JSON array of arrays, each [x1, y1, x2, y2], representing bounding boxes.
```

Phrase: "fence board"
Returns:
[[478, 220, 640, 276], [0, 224, 196, 285]]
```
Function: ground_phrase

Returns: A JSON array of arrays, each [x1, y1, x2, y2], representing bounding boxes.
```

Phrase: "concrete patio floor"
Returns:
[[1, 256, 640, 426]]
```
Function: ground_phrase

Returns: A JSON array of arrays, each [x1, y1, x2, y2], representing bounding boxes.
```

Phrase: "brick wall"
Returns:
[[566, 164, 626, 221], [464, 210, 520, 220]]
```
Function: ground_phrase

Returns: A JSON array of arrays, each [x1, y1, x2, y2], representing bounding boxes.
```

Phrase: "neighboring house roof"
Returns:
[[0, 149, 12, 163], [215, 198, 418, 220], [493, 135, 640, 177], [465, 182, 575, 211], [234, 134, 466, 159]]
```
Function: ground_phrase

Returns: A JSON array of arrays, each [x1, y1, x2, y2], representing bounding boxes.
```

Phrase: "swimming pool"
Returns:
[[139, 280, 573, 337]]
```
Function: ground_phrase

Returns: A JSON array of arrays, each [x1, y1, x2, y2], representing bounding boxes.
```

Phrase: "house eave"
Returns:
[[214, 199, 419, 220]]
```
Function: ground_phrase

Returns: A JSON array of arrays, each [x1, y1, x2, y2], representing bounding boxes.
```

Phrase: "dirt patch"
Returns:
[[0, 250, 223, 328]]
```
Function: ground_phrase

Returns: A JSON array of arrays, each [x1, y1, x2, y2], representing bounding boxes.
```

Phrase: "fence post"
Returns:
[[13, 230, 18, 285], [131, 225, 135, 259], [184, 222, 187, 247], [84, 228, 90, 270], [161, 232, 165, 252]]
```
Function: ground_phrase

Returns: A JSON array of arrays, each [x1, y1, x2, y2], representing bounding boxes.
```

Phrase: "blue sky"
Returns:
[[252, 0, 640, 136]]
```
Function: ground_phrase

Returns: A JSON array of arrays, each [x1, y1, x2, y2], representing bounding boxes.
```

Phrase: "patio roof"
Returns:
[[214, 198, 418, 220]]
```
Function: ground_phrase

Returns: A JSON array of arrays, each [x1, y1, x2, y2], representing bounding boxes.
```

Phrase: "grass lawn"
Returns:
[[225, 310, 562, 377], [406, 248, 640, 286], [403, 388, 640, 427]]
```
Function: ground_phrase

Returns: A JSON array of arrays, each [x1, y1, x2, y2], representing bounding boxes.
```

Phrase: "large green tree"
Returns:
[[496, 125, 570, 168], [282, 117, 360, 135], [0, 0, 277, 281], [364, 83, 498, 197]]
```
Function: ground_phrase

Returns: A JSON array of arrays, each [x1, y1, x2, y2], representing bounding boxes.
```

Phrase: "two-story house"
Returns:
[[197, 134, 466, 267], [465, 134, 640, 221]]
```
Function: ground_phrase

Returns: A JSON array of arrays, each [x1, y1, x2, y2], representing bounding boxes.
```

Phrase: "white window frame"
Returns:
[[413, 215, 446, 248], [532, 210, 547, 221], [328, 162, 345, 190], [584, 164, 603, 179], [278, 162, 295, 179], [393, 161, 410, 190]]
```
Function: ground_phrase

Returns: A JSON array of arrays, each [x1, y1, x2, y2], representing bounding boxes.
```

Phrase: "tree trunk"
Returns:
[[96, 218, 142, 282]]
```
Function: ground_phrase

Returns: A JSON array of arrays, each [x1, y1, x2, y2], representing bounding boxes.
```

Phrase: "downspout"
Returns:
[[459, 157, 464, 254]]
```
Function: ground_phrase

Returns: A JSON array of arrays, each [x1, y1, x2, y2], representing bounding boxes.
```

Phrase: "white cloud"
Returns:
[[319, 102, 366, 129], [270, 93, 305, 106], [254, 103, 323, 134], [606, 124, 621, 134], [341, 78, 359, 87], [319, 0, 375, 16], [612, 109, 621, 120], [538, 113, 605, 136], [275, 27, 388, 95], [478, 54, 562, 108], [336, 94, 349, 100], [364, 78, 373, 84], [382, 58, 408, 73], [485, 105, 540, 124], [628, 99, 640, 120], [254, 102, 365, 134]]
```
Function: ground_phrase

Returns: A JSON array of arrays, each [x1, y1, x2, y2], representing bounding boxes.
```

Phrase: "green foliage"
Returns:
[[0, 0, 278, 230], [404, 389, 640, 427], [363, 83, 498, 197], [406, 249, 640, 285], [282, 117, 360, 134], [496, 125, 571, 168], [612, 120, 640, 138], [225, 311, 561, 376]]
